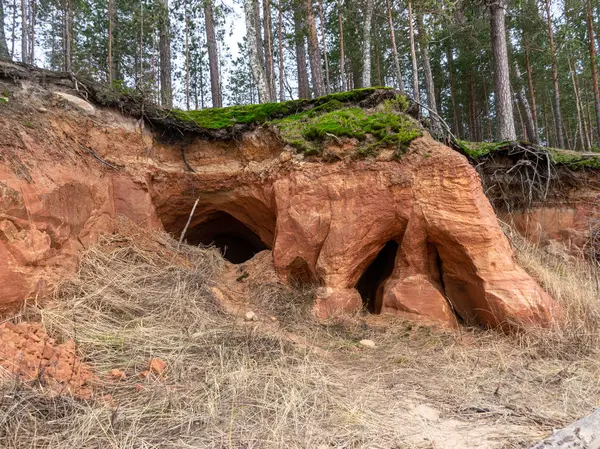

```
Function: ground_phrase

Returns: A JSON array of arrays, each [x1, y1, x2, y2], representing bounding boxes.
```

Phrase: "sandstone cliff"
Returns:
[[0, 62, 565, 328]]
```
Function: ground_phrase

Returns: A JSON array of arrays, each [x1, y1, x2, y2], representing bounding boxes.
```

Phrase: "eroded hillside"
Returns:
[[0, 62, 563, 329], [2, 63, 600, 448]]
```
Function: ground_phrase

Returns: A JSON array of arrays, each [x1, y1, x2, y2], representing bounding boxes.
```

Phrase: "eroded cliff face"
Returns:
[[469, 144, 600, 258], [0, 79, 561, 328]]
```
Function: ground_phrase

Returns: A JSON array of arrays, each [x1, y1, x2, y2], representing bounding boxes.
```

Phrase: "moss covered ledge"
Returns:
[[168, 88, 422, 157], [454, 139, 600, 170], [168, 87, 399, 130]]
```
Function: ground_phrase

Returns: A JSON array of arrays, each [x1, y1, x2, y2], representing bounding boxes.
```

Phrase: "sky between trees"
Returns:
[[0, 0, 599, 150]]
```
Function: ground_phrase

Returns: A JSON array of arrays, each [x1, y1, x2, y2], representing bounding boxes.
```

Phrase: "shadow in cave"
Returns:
[[355, 241, 399, 314], [185, 211, 268, 264]]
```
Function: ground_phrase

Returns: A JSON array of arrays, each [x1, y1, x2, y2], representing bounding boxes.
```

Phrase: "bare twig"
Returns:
[[178, 197, 200, 249]]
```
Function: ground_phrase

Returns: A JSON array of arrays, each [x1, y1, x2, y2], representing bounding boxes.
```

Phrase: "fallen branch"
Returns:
[[530, 408, 600, 448], [178, 198, 200, 249]]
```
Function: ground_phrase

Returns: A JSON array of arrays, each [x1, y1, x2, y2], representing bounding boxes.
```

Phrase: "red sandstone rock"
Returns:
[[148, 358, 167, 375], [0, 322, 96, 397], [106, 368, 126, 381], [0, 83, 563, 329]]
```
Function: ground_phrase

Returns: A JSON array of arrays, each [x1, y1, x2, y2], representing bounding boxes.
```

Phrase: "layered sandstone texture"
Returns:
[[0, 76, 560, 329]]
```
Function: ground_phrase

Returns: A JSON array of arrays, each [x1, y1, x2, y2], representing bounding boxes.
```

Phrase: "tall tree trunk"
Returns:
[[416, 13, 439, 133], [375, 39, 382, 85], [317, 0, 330, 93], [524, 36, 539, 134], [586, 0, 600, 145], [294, 7, 310, 99], [194, 62, 199, 109], [544, 0, 565, 148], [543, 107, 550, 146], [10, 0, 16, 59], [252, 0, 264, 70], [185, 13, 189, 110], [585, 79, 595, 144], [446, 44, 460, 136], [337, 0, 345, 91], [245, 0, 270, 102], [29, 0, 35, 63], [21, 0, 26, 62], [108, 0, 114, 83], [469, 69, 477, 140], [204, 0, 222, 107], [489, 0, 516, 140], [305, 0, 324, 96], [361, 0, 374, 87], [159, 0, 172, 107], [515, 63, 538, 144], [63, 0, 71, 71], [278, 0, 284, 101], [567, 54, 589, 150], [263, 0, 275, 100], [138, 1, 143, 86], [386, 0, 404, 93], [482, 77, 492, 140], [408, 0, 419, 111], [0, 0, 9, 59], [578, 74, 592, 149]]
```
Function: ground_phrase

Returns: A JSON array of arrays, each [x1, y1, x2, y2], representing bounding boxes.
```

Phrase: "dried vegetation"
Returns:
[[1, 220, 599, 448]]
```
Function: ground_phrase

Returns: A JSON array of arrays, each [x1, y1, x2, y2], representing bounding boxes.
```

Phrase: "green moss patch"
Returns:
[[271, 106, 421, 156], [548, 148, 600, 169], [455, 140, 512, 158], [167, 87, 394, 131], [164, 87, 420, 157], [170, 100, 308, 129], [455, 139, 600, 170]]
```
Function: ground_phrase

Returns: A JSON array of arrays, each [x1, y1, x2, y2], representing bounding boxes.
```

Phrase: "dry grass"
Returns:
[[506, 226, 600, 357], [1, 225, 599, 448]]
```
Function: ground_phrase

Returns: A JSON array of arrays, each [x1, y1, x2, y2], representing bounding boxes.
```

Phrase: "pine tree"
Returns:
[[0, 0, 9, 58], [316, 0, 329, 93], [21, 0, 26, 62], [337, 0, 345, 91], [244, 0, 270, 102], [361, 0, 373, 87], [408, 0, 419, 106], [204, 0, 221, 107], [544, 0, 565, 148], [108, 0, 115, 83], [294, 3, 310, 99], [416, 12, 439, 133], [263, 0, 276, 100], [489, 0, 516, 140], [159, 0, 173, 107], [586, 0, 600, 144], [385, 0, 404, 93], [305, 0, 324, 96]]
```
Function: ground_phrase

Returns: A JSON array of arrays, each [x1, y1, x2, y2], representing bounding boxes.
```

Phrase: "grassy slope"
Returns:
[[2, 221, 599, 448]]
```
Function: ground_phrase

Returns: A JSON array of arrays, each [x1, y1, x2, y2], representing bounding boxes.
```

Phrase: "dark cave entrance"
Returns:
[[355, 241, 399, 314], [185, 211, 268, 264]]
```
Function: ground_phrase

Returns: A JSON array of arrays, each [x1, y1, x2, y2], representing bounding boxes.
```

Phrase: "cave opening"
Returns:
[[185, 211, 268, 264], [355, 241, 399, 314]]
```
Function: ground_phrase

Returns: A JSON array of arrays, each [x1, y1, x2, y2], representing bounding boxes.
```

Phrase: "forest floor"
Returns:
[[1, 219, 599, 449]]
